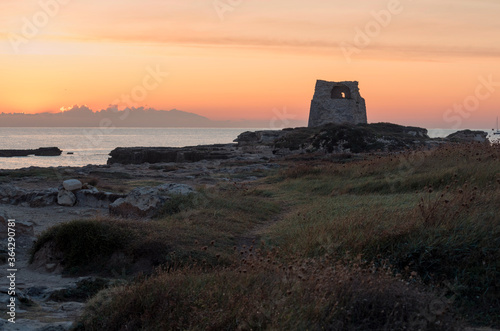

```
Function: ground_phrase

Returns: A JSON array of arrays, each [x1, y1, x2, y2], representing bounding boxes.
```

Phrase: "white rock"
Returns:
[[57, 189, 76, 206], [109, 188, 165, 218], [109, 183, 195, 218], [62, 179, 82, 191]]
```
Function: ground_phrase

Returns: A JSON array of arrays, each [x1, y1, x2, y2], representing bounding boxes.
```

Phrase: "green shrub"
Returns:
[[30, 220, 132, 273], [155, 193, 199, 217]]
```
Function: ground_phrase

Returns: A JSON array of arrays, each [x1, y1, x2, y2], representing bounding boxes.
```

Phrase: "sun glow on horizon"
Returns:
[[1, 0, 499, 128]]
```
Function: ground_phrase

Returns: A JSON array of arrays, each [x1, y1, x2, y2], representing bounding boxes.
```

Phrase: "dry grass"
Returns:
[[266, 142, 500, 326], [31, 184, 281, 276], [74, 250, 459, 331], [42, 142, 500, 329]]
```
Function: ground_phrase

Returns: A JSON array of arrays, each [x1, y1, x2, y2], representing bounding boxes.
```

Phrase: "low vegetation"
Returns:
[[48, 278, 115, 302], [0, 167, 62, 181], [28, 142, 499, 330], [267, 142, 500, 326], [74, 254, 459, 331], [30, 185, 281, 275]]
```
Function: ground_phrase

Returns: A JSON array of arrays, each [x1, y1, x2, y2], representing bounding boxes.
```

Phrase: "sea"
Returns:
[[0, 127, 265, 170], [0, 127, 498, 170]]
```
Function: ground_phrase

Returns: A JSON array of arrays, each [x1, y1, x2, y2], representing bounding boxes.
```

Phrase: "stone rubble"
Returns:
[[109, 183, 195, 218]]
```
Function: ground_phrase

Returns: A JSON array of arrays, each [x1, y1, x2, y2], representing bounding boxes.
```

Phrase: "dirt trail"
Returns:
[[236, 190, 292, 255]]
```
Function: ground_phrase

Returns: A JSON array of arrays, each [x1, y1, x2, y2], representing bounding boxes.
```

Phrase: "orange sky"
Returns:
[[1, 0, 500, 128]]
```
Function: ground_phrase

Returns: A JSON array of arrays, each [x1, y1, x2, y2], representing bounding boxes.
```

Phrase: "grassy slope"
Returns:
[[31, 185, 281, 275], [265, 142, 500, 326], [33, 142, 499, 330]]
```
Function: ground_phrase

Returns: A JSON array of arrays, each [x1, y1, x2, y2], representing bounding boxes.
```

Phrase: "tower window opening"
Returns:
[[331, 85, 351, 99]]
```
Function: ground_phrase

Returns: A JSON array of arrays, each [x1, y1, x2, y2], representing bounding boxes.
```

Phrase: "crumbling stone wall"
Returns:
[[308, 80, 367, 127]]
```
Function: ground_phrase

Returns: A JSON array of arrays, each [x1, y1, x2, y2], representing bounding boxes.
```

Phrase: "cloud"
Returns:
[[2, 0, 499, 61]]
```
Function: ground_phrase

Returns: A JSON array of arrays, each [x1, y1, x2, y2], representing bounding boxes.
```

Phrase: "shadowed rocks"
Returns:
[[109, 183, 195, 218], [235, 124, 489, 155], [446, 130, 488, 142], [0, 147, 62, 157], [0, 180, 125, 209], [107, 144, 234, 165]]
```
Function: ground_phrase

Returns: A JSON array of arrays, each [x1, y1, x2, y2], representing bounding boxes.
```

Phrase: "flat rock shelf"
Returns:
[[0, 147, 62, 157]]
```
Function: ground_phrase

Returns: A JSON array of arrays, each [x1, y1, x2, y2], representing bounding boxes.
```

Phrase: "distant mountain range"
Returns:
[[0, 106, 306, 128]]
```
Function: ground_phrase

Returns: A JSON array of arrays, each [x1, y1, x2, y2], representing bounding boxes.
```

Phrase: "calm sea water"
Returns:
[[0, 127, 265, 170], [0, 127, 497, 170]]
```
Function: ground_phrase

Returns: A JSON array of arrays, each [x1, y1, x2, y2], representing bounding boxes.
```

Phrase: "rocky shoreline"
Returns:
[[108, 124, 489, 164], [0, 124, 492, 330], [0, 132, 283, 330]]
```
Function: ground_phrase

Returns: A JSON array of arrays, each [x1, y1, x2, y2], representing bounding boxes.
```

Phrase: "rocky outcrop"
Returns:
[[105, 124, 488, 165], [107, 144, 234, 165], [235, 123, 431, 154], [446, 130, 488, 143], [0, 184, 27, 203], [0, 185, 58, 207], [234, 130, 287, 147], [0, 147, 62, 157], [27, 189, 59, 207], [75, 188, 124, 209], [308, 80, 367, 127], [0, 181, 125, 209], [57, 190, 77, 206], [109, 183, 194, 218]]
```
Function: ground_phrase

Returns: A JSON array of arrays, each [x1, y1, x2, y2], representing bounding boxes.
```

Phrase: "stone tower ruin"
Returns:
[[308, 80, 367, 127]]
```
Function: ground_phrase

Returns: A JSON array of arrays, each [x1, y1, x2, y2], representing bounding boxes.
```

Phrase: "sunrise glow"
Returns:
[[1, 0, 500, 128]]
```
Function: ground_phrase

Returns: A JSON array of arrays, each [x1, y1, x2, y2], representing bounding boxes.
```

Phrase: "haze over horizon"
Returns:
[[1, 1, 500, 129], [0, 105, 307, 128]]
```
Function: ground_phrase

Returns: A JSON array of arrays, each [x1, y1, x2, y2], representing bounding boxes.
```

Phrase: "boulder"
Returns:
[[109, 183, 194, 218], [63, 179, 83, 191], [57, 189, 76, 206], [109, 187, 167, 218], [75, 189, 125, 208]]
